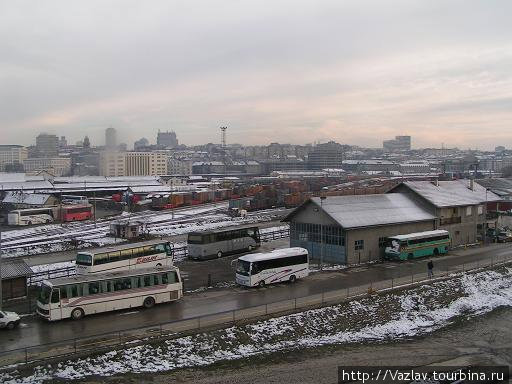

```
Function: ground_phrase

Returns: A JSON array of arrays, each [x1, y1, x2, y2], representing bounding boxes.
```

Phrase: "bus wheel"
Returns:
[[27, 221, 32, 226], [289, 275, 297, 283], [433, 248, 439, 256], [258, 280, 265, 288], [45, 219, 50, 224], [71, 308, 84, 320], [143, 297, 155, 309], [407, 253, 413, 260], [217, 251, 223, 258], [6, 322, 16, 330]]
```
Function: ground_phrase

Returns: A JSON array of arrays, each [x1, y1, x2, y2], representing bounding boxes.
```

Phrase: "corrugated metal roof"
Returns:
[[402, 180, 501, 208], [1, 260, 33, 279], [2, 191, 51, 205], [476, 178, 512, 197], [306, 194, 435, 229]]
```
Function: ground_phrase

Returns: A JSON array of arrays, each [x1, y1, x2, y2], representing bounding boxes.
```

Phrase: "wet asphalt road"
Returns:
[[1, 242, 511, 353]]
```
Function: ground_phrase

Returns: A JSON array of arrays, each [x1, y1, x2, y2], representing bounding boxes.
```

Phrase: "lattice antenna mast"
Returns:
[[220, 126, 227, 148]]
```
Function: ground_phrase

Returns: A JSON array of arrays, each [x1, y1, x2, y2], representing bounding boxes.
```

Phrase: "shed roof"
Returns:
[[398, 180, 501, 207], [0, 259, 33, 279], [284, 194, 435, 229], [475, 178, 512, 197], [2, 191, 52, 205]]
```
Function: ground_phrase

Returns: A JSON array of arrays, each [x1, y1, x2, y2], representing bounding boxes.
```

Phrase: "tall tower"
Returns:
[[220, 126, 227, 148], [105, 127, 117, 150]]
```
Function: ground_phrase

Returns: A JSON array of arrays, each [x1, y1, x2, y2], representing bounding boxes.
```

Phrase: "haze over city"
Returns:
[[2, 0, 512, 149]]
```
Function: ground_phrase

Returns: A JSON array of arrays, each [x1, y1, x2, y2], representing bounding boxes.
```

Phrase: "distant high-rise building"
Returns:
[[307, 141, 345, 170], [105, 127, 117, 149], [35, 133, 59, 157], [383, 135, 411, 152], [157, 130, 178, 148], [59, 136, 67, 148], [83, 136, 91, 148]]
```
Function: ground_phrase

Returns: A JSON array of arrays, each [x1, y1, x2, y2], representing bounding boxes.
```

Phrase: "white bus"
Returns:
[[187, 226, 261, 260], [235, 247, 309, 288], [36, 266, 182, 321], [76, 240, 174, 274], [7, 207, 57, 226]]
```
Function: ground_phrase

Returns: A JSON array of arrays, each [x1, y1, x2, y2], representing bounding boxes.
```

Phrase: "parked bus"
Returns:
[[36, 266, 182, 321], [60, 204, 93, 222], [384, 230, 451, 261], [7, 207, 57, 226], [76, 240, 173, 274], [235, 247, 309, 287], [187, 226, 260, 260]]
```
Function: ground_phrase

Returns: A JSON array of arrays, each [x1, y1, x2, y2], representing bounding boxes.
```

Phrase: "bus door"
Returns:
[[50, 288, 63, 321]]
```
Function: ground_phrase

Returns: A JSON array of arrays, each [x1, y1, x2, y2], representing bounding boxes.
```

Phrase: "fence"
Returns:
[[1, 252, 511, 369], [27, 227, 291, 285]]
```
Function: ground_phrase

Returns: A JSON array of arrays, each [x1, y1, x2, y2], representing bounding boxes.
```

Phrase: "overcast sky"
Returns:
[[1, 0, 512, 150]]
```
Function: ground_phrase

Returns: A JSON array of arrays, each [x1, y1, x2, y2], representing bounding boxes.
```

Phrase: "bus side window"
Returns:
[[113, 279, 124, 291], [167, 271, 177, 283], [51, 289, 60, 303], [88, 281, 100, 295], [164, 242, 172, 256], [144, 275, 152, 287], [251, 262, 259, 275], [121, 249, 132, 261], [69, 284, 78, 298], [61, 286, 68, 299], [153, 274, 161, 285], [161, 273, 168, 284], [122, 278, 132, 289], [95, 253, 108, 265], [109, 251, 121, 262], [101, 281, 109, 293]]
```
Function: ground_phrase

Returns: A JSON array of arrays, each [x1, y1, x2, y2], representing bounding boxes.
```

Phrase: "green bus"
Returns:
[[384, 230, 450, 261]]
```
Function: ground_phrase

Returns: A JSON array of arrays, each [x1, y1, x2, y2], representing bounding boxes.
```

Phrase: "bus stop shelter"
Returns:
[[1, 260, 33, 301]]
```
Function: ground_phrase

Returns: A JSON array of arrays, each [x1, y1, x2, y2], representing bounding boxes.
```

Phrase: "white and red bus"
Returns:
[[36, 266, 182, 321], [60, 204, 93, 222], [76, 240, 174, 274]]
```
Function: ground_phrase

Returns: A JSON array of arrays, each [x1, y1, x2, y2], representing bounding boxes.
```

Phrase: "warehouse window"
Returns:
[[478, 205, 483, 215], [355, 240, 364, 250], [466, 206, 472, 216], [378, 237, 387, 248]]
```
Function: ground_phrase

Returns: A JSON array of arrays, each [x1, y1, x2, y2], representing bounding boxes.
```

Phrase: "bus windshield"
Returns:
[[76, 253, 93, 266], [236, 260, 251, 276], [38, 284, 52, 305]]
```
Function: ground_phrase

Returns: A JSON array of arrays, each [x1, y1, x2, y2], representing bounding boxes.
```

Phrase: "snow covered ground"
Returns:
[[2, 267, 512, 383]]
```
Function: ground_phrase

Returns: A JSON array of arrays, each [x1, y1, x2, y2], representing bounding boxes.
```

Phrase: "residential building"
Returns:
[[168, 158, 193, 175], [23, 157, 71, 177], [284, 194, 436, 264], [383, 135, 411, 152], [99, 151, 168, 177], [35, 133, 59, 157], [307, 141, 345, 170], [134, 138, 150, 150], [0, 145, 28, 171]]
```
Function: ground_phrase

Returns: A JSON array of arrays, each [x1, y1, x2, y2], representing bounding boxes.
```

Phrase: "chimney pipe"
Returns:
[[470, 178, 474, 191]]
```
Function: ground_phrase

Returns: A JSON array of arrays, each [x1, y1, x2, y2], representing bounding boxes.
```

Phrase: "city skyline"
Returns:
[[2, 1, 512, 150]]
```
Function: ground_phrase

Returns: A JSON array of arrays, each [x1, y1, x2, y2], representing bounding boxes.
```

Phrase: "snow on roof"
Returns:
[[238, 247, 308, 262], [0, 180, 54, 191], [402, 180, 501, 207], [389, 229, 449, 241], [285, 194, 435, 229], [2, 191, 52, 205]]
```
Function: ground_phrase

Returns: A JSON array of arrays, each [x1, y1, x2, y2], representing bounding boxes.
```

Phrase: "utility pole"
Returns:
[[320, 190, 327, 270], [220, 126, 227, 176]]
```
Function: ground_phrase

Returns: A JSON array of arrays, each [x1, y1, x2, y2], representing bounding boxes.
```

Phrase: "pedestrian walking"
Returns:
[[427, 260, 434, 279]]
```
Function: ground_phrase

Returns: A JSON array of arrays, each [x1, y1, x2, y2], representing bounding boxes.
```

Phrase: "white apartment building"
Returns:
[[168, 158, 193, 175], [23, 157, 72, 177], [0, 145, 28, 171], [100, 151, 168, 176]]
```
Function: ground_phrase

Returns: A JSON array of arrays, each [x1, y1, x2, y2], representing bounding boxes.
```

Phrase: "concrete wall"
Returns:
[[438, 205, 485, 246], [345, 221, 435, 264]]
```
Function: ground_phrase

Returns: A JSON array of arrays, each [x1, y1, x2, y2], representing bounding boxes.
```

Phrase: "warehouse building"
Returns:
[[283, 194, 436, 265], [388, 180, 502, 246], [1, 260, 33, 301]]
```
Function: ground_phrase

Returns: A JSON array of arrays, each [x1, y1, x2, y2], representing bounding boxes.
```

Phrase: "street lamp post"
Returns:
[[319, 187, 328, 270]]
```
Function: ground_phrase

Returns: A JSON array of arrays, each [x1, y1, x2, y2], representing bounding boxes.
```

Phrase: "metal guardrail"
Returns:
[[27, 227, 291, 285], [2, 252, 510, 369]]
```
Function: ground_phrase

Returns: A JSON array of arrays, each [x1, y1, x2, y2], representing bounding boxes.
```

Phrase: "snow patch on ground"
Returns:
[[2, 267, 512, 383]]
